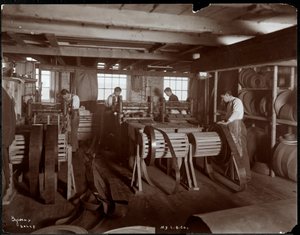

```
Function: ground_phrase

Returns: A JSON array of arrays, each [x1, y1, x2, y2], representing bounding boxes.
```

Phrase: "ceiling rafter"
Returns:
[[2, 19, 221, 46], [3, 4, 294, 35], [7, 32, 27, 46]]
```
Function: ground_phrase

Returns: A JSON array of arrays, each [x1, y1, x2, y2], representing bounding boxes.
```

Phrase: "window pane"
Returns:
[[104, 89, 111, 99], [41, 88, 50, 101], [163, 76, 189, 101], [170, 80, 176, 90], [41, 76, 50, 87], [182, 80, 188, 90], [182, 91, 188, 101], [98, 89, 105, 100], [97, 73, 128, 100], [41, 70, 50, 76], [120, 78, 127, 88], [104, 77, 112, 88], [112, 79, 119, 88], [98, 77, 105, 88], [122, 90, 127, 100]]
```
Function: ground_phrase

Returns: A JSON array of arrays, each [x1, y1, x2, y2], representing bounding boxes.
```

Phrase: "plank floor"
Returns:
[[2, 144, 297, 233]]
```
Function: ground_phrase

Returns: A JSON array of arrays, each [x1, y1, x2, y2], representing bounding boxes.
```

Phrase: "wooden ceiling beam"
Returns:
[[56, 56, 66, 65], [2, 19, 221, 46], [39, 64, 194, 77], [2, 44, 177, 61], [191, 26, 297, 72], [45, 33, 59, 47], [3, 4, 295, 35], [76, 57, 81, 66], [148, 43, 166, 53], [6, 32, 26, 46]]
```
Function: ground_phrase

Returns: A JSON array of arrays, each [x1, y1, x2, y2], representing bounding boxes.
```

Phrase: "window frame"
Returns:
[[97, 73, 128, 101], [163, 76, 189, 101]]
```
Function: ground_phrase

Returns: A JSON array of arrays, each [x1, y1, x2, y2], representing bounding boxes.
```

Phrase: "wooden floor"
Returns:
[[2, 143, 297, 233]]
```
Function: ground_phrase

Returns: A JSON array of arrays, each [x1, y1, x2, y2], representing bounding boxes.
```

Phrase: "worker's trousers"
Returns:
[[228, 120, 251, 181]]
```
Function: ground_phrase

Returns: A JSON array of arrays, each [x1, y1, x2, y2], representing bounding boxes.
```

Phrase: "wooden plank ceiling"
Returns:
[[1, 3, 296, 73]]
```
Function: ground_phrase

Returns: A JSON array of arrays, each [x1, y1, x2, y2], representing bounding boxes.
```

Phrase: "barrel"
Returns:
[[272, 137, 297, 182], [278, 103, 294, 121], [274, 90, 293, 116]]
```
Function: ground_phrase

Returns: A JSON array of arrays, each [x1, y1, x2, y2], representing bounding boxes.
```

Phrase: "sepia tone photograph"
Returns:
[[1, 3, 297, 234]]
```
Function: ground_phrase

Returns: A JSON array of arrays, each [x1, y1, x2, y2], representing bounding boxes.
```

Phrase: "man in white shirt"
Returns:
[[218, 91, 251, 182], [61, 89, 80, 154], [106, 87, 122, 108]]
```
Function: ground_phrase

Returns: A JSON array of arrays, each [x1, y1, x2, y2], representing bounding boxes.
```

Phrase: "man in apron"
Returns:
[[61, 89, 80, 155], [218, 91, 251, 182]]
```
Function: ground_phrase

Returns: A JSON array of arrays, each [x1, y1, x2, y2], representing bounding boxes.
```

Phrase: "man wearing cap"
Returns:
[[218, 91, 251, 182]]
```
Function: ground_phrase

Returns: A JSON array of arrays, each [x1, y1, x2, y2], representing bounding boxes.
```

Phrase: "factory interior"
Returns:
[[1, 3, 298, 234]]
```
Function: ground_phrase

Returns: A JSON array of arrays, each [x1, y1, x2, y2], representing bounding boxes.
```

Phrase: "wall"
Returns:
[[128, 75, 164, 102], [15, 61, 36, 78]]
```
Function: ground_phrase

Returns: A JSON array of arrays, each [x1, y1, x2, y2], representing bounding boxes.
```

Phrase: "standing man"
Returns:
[[164, 87, 179, 102], [2, 87, 16, 196], [106, 87, 122, 108], [61, 89, 80, 155], [218, 91, 251, 182]]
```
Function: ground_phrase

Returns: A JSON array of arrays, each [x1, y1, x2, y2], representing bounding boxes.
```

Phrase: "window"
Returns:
[[163, 77, 189, 101], [35, 68, 39, 89], [41, 70, 51, 101], [97, 73, 127, 100]]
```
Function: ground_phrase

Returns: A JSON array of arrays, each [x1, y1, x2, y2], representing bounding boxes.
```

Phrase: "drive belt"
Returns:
[[28, 124, 44, 197], [143, 125, 156, 166], [208, 124, 247, 191], [143, 126, 181, 194], [40, 125, 58, 204]]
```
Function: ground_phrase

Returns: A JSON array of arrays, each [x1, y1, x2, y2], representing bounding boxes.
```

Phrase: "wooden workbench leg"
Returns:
[[136, 147, 142, 192], [183, 154, 193, 190], [189, 146, 199, 190], [130, 154, 137, 188]]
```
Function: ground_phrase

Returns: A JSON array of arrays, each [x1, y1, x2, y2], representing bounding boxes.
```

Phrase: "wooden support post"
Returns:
[[290, 67, 295, 90], [271, 66, 278, 149], [213, 71, 218, 122]]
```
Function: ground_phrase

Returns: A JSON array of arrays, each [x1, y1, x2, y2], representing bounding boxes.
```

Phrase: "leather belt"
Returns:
[[40, 125, 58, 204], [28, 124, 44, 197]]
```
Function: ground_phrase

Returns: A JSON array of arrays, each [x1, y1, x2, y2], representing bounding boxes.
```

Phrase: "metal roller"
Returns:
[[186, 124, 246, 192], [188, 132, 222, 157], [141, 128, 189, 163], [133, 126, 191, 194]]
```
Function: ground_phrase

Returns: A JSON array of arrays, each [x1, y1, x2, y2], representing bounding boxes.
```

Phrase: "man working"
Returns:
[[61, 89, 80, 155], [164, 87, 179, 102], [218, 91, 251, 182], [106, 87, 122, 108]]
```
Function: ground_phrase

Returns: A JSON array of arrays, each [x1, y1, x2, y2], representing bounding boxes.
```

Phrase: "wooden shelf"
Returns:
[[244, 115, 269, 121], [276, 119, 297, 126], [240, 88, 272, 91]]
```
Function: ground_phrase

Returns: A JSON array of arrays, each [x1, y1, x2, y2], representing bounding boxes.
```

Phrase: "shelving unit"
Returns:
[[212, 61, 297, 150]]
